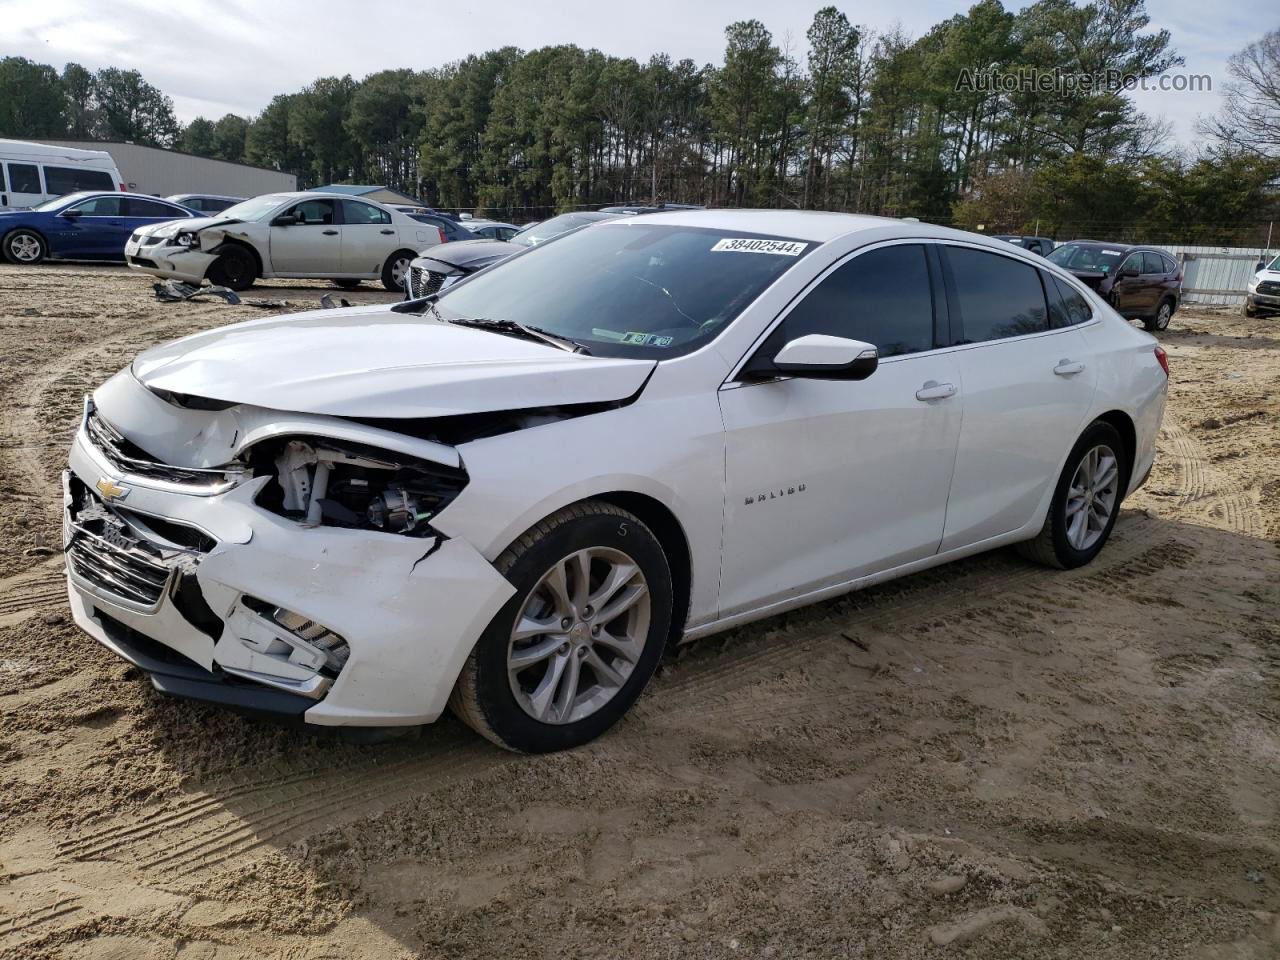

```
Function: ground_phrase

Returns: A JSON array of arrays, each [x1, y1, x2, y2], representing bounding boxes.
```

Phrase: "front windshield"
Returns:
[[510, 213, 615, 248], [1047, 244, 1126, 272], [1266, 255, 1280, 272], [33, 192, 95, 212], [213, 194, 292, 222], [431, 223, 812, 358]]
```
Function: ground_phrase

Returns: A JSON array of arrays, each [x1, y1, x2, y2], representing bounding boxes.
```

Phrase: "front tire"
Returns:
[[206, 246, 256, 291], [449, 501, 672, 753], [3, 229, 46, 265], [382, 250, 415, 292], [1017, 421, 1128, 570]]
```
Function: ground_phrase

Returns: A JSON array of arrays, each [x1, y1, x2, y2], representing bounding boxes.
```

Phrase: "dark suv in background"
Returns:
[[1047, 241, 1182, 331], [994, 235, 1055, 256]]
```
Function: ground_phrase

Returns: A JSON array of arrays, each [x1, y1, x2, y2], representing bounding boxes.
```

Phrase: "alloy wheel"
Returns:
[[1155, 302, 1172, 330], [9, 233, 41, 262], [1065, 444, 1119, 551], [507, 546, 650, 725]]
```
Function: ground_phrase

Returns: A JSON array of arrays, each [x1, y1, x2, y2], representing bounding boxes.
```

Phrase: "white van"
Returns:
[[0, 139, 125, 210]]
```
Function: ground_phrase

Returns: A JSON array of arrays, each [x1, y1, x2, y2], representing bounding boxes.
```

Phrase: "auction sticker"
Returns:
[[621, 332, 674, 346], [711, 238, 807, 256]]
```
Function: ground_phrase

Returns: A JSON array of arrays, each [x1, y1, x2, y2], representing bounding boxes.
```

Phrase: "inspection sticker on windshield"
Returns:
[[711, 238, 807, 256], [622, 332, 674, 347]]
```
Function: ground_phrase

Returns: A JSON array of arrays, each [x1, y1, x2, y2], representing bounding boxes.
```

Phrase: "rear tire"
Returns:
[[449, 501, 672, 753], [1017, 420, 1128, 570], [3, 229, 46, 265], [382, 250, 415, 292], [206, 245, 256, 291], [1143, 298, 1174, 332]]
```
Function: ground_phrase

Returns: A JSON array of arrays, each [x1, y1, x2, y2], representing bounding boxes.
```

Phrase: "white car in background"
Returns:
[[65, 211, 1167, 753], [124, 192, 442, 292]]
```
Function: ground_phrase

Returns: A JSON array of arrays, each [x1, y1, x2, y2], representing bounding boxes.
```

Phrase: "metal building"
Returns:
[[33, 139, 295, 198]]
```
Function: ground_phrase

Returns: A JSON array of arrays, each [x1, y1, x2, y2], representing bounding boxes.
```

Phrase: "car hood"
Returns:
[[130, 303, 655, 418], [134, 216, 228, 237], [414, 238, 517, 270], [1065, 269, 1109, 290], [1255, 269, 1280, 282]]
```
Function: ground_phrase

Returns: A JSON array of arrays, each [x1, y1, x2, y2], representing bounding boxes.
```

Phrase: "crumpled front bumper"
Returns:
[[124, 236, 214, 284], [64, 421, 514, 727]]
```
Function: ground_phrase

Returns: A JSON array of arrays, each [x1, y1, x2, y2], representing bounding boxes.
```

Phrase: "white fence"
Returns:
[[1162, 244, 1277, 308]]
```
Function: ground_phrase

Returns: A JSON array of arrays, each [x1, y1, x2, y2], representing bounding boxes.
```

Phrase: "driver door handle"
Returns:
[[915, 380, 957, 401], [1054, 359, 1086, 376], [380, 228, 394, 235], [322, 229, 339, 236]]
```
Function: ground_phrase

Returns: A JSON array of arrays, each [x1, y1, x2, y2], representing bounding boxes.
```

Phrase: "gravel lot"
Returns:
[[1, 263, 1277, 959]]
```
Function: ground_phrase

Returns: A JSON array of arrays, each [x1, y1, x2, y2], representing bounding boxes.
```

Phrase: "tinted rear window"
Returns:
[[8, 163, 40, 193], [946, 247, 1048, 342], [127, 198, 184, 218]]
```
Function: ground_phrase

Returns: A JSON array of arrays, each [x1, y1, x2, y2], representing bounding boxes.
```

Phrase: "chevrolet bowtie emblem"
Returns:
[[95, 476, 129, 501]]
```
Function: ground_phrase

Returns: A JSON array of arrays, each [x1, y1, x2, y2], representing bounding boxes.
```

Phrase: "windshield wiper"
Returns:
[[448, 316, 592, 355]]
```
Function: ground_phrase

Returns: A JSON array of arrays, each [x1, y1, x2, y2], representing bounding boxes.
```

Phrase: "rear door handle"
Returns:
[[323, 229, 339, 236], [380, 229, 394, 235], [1054, 359, 1086, 376], [915, 380, 957, 401]]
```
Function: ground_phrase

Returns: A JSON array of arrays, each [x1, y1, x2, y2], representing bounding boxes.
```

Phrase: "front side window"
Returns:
[[769, 244, 935, 358], [945, 246, 1048, 342], [342, 199, 391, 225], [431, 223, 812, 358], [288, 199, 335, 225], [1118, 253, 1142, 276], [68, 196, 125, 216], [7, 163, 41, 193]]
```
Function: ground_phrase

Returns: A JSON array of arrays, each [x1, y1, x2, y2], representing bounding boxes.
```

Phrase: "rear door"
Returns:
[[5, 162, 45, 208], [124, 197, 190, 256], [269, 197, 341, 274], [57, 195, 128, 258], [338, 199, 396, 276], [937, 245, 1098, 551]]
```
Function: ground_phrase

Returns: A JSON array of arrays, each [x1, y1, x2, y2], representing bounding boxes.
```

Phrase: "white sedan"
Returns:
[[123, 192, 446, 292], [65, 211, 1167, 752]]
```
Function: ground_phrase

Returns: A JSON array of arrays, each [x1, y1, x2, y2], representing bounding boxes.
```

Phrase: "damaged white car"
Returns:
[[65, 211, 1168, 752], [123, 192, 445, 293]]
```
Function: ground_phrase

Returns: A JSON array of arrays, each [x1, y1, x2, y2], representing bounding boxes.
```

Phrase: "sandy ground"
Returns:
[[0, 263, 1277, 959]]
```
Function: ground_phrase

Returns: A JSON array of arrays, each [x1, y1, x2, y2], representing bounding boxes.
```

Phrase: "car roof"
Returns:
[[594, 209, 1011, 246], [166, 193, 243, 201]]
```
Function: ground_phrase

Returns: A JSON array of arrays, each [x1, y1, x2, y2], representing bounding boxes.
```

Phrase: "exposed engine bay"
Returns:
[[249, 437, 468, 537]]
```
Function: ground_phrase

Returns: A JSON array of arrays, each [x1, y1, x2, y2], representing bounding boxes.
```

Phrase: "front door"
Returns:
[[717, 242, 963, 618], [56, 195, 129, 258], [269, 197, 342, 274]]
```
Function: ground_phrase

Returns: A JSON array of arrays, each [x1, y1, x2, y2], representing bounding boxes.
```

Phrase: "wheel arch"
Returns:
[[569, 491, 692, 648], [1093, 409, 1137, 491], [210, 237, 263, 278]]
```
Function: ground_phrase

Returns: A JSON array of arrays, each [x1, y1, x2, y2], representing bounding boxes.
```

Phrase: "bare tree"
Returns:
[[1200, 28, 1280, 156]]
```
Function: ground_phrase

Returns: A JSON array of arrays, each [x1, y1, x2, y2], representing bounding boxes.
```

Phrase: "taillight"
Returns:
[[119, 183, 127, 192], [1154, 345, 1169, 376], [437, 227, 446, 244]]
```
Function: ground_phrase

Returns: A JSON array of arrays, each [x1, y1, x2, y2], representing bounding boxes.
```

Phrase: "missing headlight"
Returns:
[[250, 437, 466, 537]]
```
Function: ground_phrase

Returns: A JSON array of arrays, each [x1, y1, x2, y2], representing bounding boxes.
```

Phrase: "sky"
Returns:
[[0, 0, 1269, 150]]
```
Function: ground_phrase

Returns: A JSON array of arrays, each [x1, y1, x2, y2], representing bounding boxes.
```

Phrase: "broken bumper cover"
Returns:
[[124, 237, 214, 284], [64, 427, 515, 727]]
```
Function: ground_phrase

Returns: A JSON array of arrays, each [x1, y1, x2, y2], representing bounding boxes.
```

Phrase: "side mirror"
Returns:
[[272, 214, 297, 227], [744, 334, 879, 382], [61, 209, 82, 218], [1257, 261, 1267, 273]]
